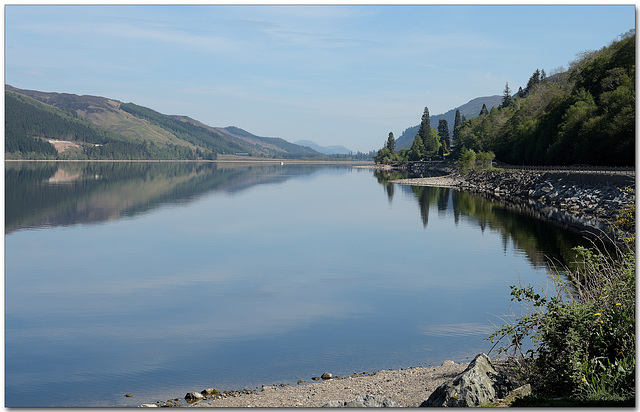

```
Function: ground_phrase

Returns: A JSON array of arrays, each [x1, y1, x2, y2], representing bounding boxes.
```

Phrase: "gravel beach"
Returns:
[[186, 359, 507, 408], [390, 174, 461, 188]]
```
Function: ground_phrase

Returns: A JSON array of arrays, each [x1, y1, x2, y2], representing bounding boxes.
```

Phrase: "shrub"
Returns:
[[488, 196, 635, 402]]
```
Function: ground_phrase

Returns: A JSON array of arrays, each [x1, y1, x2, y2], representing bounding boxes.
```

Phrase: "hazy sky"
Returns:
[[5, 4, 635, 152]]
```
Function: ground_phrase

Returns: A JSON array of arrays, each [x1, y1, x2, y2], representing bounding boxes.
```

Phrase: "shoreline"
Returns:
[[162, 359, 498, 408], [391, 174, 461, 188], [144, 357, 515, 408]]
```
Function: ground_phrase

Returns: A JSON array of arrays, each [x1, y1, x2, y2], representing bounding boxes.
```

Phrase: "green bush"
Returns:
[[489, 215, 635, 402]]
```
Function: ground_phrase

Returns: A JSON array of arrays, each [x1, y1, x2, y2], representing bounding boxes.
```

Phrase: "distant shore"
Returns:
[[5, 158, 375, 164]]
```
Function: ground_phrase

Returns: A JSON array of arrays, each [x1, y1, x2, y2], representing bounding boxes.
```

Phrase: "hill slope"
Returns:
[[294, 140, 352, 155], [5, 86, 322, 160], [454, 30, 635, 166], [395, 95, 502, 150]]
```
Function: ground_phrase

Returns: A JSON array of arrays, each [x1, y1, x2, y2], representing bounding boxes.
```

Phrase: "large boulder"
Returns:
[[420, 353, 515, 407]]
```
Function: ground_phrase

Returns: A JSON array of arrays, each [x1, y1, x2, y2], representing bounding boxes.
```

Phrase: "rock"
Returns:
[[125, 394, 134, 397], [420, 353, 515, 407], [185, 392, 205, 402], [441, 360, 455, 366], [323, 400, 346, 408], [321, 372, 333, 380], [504, 384, 532, 403], [138, 403, 158, 407], [201, 387, 220, 397], [322, 395, 395, 408]]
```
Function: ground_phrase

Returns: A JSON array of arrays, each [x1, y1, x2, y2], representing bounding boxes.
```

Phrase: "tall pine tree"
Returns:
[[385, 132, 395, 153], [437, 119, 450, 153], [501, 82, 512, 108], [417, 107, 431, 145], [453, 109, 462, 146]]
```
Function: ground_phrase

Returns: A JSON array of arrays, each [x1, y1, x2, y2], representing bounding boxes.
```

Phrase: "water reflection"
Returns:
[[373, 170, 591, 269], [5, 161, 330, 234], [372, 169, 410, 204], [5, 162, 596, 407]]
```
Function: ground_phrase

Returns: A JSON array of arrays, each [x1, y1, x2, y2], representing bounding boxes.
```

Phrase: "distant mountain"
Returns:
[[294, 140, 351, 155], [395, 95, 502, 150], [5, 85, 322, 160]]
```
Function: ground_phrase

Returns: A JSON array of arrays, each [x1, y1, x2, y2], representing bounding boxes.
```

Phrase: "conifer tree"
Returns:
[[453, 109, 462, 146], [437, 119, 450, 153], [501, 82, 512, 108], [409, 135, 425, 161], [479, 103, 489, 116], [385, 132, 395, 153], [417, 107, 431, 146]]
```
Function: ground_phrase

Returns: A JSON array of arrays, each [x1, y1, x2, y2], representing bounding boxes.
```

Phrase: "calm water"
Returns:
[[5, 161, 591, 407]]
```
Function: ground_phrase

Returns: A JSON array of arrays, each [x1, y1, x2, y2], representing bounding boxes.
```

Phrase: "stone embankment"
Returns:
[[393, 163, 635, 238], [456, 169, 634, 237]]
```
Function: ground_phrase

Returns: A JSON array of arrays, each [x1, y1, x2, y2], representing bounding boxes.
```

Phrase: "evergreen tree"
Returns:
[[408, 135, 425, 161], [453, 109, 463, 146], [525, 69, 542, 96], [417, 107, 431, 146], [385, 132, 395, 153], [437, 119, 450, 153], [479, 103, 489, 116], [454, 109, 462, 129], [501, 82, 512, 108]]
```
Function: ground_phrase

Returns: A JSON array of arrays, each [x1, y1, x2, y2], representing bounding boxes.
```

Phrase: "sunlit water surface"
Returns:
[[5, 162, 591, 407]]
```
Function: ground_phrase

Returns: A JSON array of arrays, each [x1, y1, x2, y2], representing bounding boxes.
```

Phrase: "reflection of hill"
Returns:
[[5, 162, 323, 234], [386, 180, 590, 269]]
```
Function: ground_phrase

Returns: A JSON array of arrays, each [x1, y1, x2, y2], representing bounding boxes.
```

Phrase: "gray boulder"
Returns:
[[322, 394, 395, 408], [420, 353, 515, 407]]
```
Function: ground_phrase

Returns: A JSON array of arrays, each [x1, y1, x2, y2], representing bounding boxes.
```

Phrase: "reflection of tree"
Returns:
[[399, 184, 591, 269], [409, 186, 451, 229], [373, 169, 410, 205]]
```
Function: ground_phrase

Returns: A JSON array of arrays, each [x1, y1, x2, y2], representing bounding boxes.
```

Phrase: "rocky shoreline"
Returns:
[[392, 165, 635, 239], [140, 356, 523, 408]]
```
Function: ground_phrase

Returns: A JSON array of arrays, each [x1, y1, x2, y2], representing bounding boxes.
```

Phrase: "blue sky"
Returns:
[[5, 4, 635, 152]]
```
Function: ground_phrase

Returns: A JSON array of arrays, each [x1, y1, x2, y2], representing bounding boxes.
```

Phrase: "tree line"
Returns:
[[376, 30, 635, 167], [374, 106, 453, 164]]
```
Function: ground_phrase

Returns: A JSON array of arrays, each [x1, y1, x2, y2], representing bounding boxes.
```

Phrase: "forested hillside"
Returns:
[[454, 30, 635, 166], [5, 86, 344, 160], [5, 91, 199, 160]]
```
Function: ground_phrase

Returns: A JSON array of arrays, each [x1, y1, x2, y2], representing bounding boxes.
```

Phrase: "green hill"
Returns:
[[5, 86, 323, 160], [454, 30, 635, 166]]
